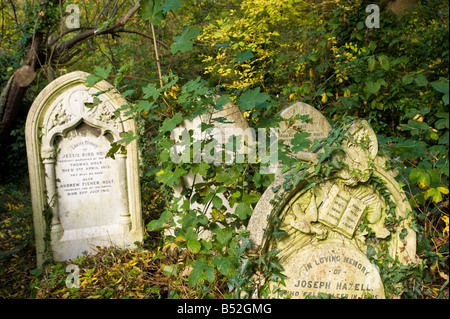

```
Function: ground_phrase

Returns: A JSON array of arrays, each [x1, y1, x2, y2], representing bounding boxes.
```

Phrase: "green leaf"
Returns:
[[237, 87, 269, 111], [170, 26, 201, 54], [161, 0, 183, 13], [414, 74, 428, 87], [430, 79, 449, 94], [192, 162, 210, 175], [402, 74, 414, 85], [364, 80, 381, 94], [85, 74, 101, 87], [118, 131, 139, 145], [212, 196, 223, 209], [160, 112, 184, 134], [235, 202, 252, 220], [140, 0, 164, 25], [291, 132, 312, 153], [212, 256, 232, 277], [142, 83, 161, 100], [425, 188, 442, 203], [205, 265, 215, 283], [163, 264, 178, 277], [368, 56, 376, 72], [235, 49, 254, 62], [214, 95, 232, 111], [94, 65, 113, 79], [189, 260, 206, 287], [187, 238, 201, 253], [378, 55, 390, 71], [242, 192, 261, 205], [147, 210, 172, 231]]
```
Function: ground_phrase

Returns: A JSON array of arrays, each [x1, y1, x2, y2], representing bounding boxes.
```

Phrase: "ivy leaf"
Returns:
[[291, 132, 312, 153], [160, 112, 183, 134], [94, 64, 113, 79], [142, 83, 161, 100], [170, 26, 201, 54], [117, 131, 139, 145], [85, 65, 113, 87], [237, 87, 269, 111]]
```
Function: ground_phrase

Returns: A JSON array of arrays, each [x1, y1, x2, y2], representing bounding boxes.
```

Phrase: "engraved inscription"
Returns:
[[284, 245, 384, 299], [55, 124, 121, 231], [318, 185, 366, 238]]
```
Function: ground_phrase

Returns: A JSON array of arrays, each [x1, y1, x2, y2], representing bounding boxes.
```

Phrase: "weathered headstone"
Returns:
[[26, 71, 143, 267], [278, 101, 332, 144], [169, 101, 255, 238], [276, 102, 332, 174], [248, 120, 417, 299]]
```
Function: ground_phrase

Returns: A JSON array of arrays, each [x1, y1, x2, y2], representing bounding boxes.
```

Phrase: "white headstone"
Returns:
[[278, 101, 332, 145], [277, 102, 332, 174], [26, 71, 143, 267], [169, 101, 255, 238]]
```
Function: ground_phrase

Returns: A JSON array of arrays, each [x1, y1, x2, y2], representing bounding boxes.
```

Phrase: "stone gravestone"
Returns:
[[26, 71, 143, 267], [248, 120, 417, 299], [276, 102, 332, 174], [278, 101, 332, 144], [169, 100, 255, 238]]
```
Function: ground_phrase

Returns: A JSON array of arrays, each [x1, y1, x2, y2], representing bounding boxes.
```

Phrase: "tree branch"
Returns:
[[51, 0, 141, 64]]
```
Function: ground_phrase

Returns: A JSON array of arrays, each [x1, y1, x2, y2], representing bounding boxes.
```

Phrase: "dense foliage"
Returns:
[[0, 0, 448, 299]]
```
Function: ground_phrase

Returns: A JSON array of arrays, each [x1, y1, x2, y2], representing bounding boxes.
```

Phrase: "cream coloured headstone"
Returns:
[[278, 101, 332, 144], [276, 102, 332, 174], [169, 101, 255, 238], [26, 71, 143, 267], [248, 120, 417, 299]]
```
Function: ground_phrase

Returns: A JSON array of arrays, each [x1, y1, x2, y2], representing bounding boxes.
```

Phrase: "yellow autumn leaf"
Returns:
[[156, 170, 164, 177], [442, 215, 449, 236], [413, 114, 423, 122], [430, 260, 438, 272], [321, 93, 328, 103], [175, 236, 185, 243]]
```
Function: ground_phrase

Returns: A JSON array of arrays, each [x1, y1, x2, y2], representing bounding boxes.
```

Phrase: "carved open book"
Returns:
[[318, 184, 366, 238]]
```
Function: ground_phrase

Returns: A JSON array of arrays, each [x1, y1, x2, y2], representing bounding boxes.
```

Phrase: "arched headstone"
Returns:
[[248, 120, 417, 299], [26, 71, 143, 267]]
